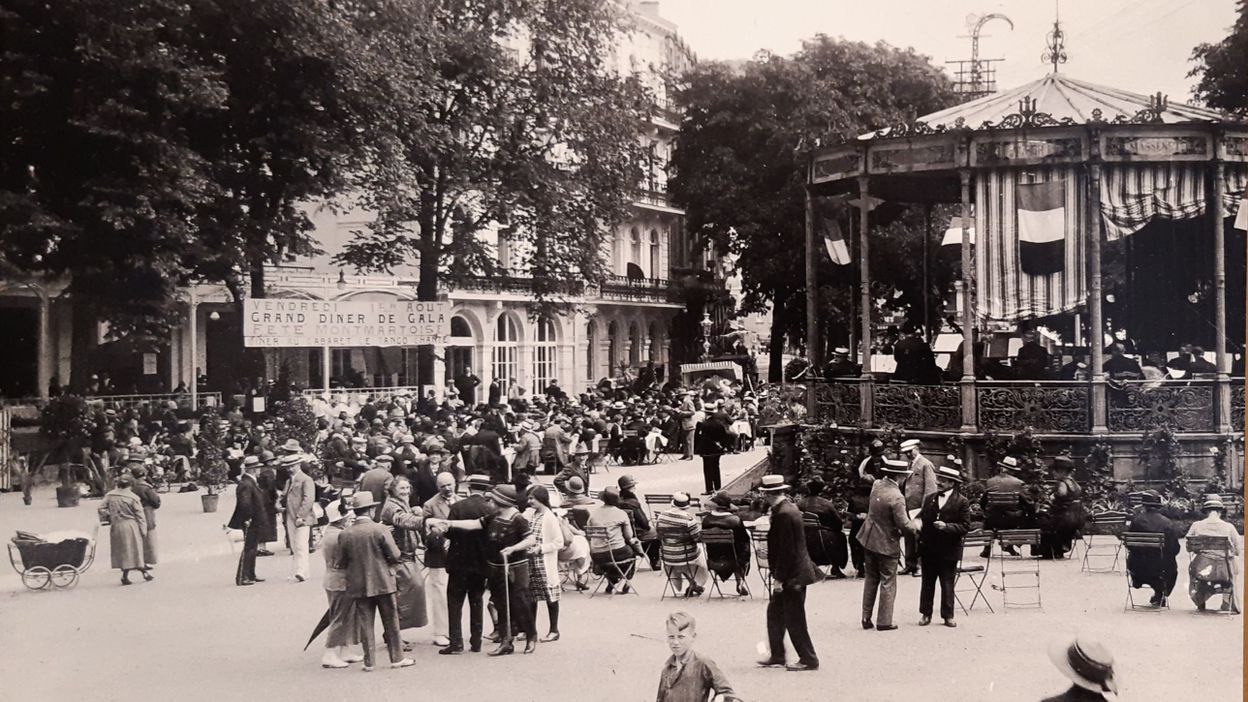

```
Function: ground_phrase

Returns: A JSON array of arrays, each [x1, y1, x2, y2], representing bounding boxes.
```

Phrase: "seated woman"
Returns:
[[585, 487, 646, 593], [701, 492, 752, 596], [1185, 494, 1241, 614], [1038, 454, 1084, 560]]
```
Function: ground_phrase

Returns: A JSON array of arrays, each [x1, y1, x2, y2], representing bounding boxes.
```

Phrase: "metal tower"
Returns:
[[946, 13, 1014, 100]]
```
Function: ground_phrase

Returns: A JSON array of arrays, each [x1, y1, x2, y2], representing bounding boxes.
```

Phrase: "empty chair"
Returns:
[[1080, 511, 1129, 573], [955, 530, 995, 615], [996, 529, 1042, 610]]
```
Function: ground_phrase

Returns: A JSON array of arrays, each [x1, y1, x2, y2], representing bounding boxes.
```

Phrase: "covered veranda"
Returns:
[[803, 72, 1247, 484]]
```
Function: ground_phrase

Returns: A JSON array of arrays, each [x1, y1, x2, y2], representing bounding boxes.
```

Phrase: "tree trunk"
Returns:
[[768, 302, 787, 383], [416, 187, 440, 387]]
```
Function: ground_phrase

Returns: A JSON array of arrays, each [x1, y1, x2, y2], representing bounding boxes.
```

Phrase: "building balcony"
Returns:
[[455, 273, 682, 305], [634, 188, 683, 214], [651, 95, 682, 126], [600, 274, 680, 304]]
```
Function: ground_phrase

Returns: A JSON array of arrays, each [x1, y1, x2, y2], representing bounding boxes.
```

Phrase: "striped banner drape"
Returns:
[[1101, 163, 1248, 241], [974, 166, 1088, 322]]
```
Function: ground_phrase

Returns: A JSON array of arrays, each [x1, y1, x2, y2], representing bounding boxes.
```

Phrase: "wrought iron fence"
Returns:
[[978, 382, 1091, 434], [811, 380, 862, 426], [1231, 379, 1245, 431], [873, 383, 961, 431], [300, 386, 422, 404], [1107, 380, 1215, 433]]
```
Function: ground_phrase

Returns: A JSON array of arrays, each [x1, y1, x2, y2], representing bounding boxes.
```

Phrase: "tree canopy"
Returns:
[[668, 36, 956, 378], [1189, 0, 1248, 117]]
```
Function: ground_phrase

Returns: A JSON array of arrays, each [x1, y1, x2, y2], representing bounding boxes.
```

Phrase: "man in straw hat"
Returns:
[[917, 463, 970, 628], [856, 458, 918, 631], [335, 492, 414, 670], [980, 455, 1029, 558], [228, 455, 271, 586], [899, 438, 936, 577], [1042, 634, 1118, 701], [1184, 494, 1241, 613], [756, 474, 820, 672], [1125, 490, 1180, 607], [283, 453, 316, 583], [319, 500, 363, 669]]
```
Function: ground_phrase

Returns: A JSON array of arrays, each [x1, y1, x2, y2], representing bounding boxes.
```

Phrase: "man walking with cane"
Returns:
[[755, 475, 820, 672]]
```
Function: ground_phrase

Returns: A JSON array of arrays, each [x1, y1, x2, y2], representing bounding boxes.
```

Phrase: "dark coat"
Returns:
[[1126, 509, 1180, 588], [918, 490, 971, 562], [795, 495, 847, 568], [335, 516, 403, 598], [694, 417, 733, 457], [893, 335, 940, 384], [445, 494, 495, 576], [767, 499, 819, 588], [227, 475, 272, 534], [702, 511, 751, 576]]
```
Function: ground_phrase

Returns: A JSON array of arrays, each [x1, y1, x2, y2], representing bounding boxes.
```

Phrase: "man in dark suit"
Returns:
[[694, 402, 735, 494], [1126, 490, 1181, 607], [439, 475, 496, 655], [892, 321, 940, 384], [336, 492, 413, 670], [228, 456, 270, 586], [917, 464, 971, 628], [856, 459, 918, 631], [756, 475, 820, 672], [980, 456, 1031, 557]]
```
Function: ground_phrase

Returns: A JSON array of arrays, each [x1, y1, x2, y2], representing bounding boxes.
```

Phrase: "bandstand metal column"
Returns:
[[1087, 160, 1108, 433], [857, 175, 874, 426], [1213, 155, 1231, 433], [958, 168, 976, 432]]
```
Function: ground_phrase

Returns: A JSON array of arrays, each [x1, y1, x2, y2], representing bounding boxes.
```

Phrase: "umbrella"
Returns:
[[303, 606, 336, 651]]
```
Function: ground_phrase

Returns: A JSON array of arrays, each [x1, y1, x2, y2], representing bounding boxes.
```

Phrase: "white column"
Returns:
[[322, 345, 331, 393], [188, 298, 198, 407], [433, 342, 447, 398], [36, 291, 51, 399]]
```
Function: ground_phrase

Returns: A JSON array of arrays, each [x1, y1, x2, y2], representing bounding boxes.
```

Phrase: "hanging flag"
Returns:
[[822, 217, 851, 266], [940, 216, 976, 246], [1234, 197, 1247, 231], [847, 194, 885, 212], [1017, 180, 1066, 275]]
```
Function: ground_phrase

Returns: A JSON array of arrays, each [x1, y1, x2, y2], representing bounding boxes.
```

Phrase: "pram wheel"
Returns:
[[22, 566, 52, 590], [51, 564, 80, 589]]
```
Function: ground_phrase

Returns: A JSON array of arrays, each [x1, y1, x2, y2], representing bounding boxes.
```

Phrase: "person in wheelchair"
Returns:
[[795, 478, 849, 579], [701, 492, 752, 596], [1185, 494, 1241, 613]]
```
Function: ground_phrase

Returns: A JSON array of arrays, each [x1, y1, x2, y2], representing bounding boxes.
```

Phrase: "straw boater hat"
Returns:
[[880, 458, 912, 475], [1139, 490, 1163, 507], [757, 475, 791, 492], [278, 453, 303, 467], [1201, 494, 1226, 512], [375, 454, 394, 465], [900, 439, 921, 452], [325, 501, 347, 524], [465, 474, 493, 491], [832, 347, 849, 356], [934, 465, 965, 483], [241, 455, 261, 470], [280, 439, 302, 453], [998, 456, 1021, 472], [671, 491, 693, 506], [1047, 635, 1118, 697], [945, 454, 963, 467]]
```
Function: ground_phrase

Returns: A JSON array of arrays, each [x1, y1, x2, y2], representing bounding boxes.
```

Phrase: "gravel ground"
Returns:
[[0, 449, 1241, 702]]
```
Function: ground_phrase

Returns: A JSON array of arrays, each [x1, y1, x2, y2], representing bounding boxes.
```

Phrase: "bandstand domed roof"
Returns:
[[862, 72, 1228, 140]]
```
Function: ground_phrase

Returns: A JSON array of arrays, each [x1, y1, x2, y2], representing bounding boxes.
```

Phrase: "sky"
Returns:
[[653, 0, 1238, 103]]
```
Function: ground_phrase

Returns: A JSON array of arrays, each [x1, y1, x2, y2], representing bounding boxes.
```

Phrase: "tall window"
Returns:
[[532, 317, 557, 394], [585, 322, 597, 381], [492, 315, 519, 396], [608, 321, 619, 373], [630, 228, 642, 269], [649, 229, 661, 279], [497, 231, 512, 273]]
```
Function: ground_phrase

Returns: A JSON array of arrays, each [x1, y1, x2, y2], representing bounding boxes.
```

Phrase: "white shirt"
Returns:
[[936, 490, 951, 511]]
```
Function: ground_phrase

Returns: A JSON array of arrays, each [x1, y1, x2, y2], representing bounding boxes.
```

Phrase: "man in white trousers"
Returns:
[[421, 471, 460, 646], [283, 454, 316, 583]]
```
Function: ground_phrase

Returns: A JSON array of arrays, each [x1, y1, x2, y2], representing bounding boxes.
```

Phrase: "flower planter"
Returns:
[[201, 493, 220, 513], [55, 485, 80, 508]]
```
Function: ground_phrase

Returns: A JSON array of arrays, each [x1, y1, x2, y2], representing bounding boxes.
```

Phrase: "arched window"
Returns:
[[607, 321, 619, 373], [532, 317, 557, 394], [492, 315, 519, 396], [585, 322, 597, 381], [630, 228, 642, 268], [628, 323, 641, 366], [649, 229, 661, 279], [450, 316, 472, 340]]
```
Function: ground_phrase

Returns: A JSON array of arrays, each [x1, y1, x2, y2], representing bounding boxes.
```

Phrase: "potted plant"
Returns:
[[38, 395, 99, 508], [195, 407, 229, 512]]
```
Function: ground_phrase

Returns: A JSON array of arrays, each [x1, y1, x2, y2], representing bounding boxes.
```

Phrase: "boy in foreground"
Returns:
[[655, 611, 739, 702]]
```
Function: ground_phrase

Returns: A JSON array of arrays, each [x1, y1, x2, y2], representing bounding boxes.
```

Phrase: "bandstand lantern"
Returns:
[[805, 72, 1247, 483]]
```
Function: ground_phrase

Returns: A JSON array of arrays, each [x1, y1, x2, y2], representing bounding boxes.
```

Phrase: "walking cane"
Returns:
[[501, 555, 512, 643]]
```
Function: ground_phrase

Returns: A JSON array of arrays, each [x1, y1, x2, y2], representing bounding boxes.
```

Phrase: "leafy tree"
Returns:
[[336, 0, 650, 303], [1189, 1, 1248, 117], [669, 37, 956, 379]]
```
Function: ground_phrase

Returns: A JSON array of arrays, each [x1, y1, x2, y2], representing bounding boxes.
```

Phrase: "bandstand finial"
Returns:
[[1042, 0, 1068, 73]]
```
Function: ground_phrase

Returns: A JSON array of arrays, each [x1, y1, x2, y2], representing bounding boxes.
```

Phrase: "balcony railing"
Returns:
[[635, 188, 676, 210], [652, 95, 682, 123], [455, 273, 679, 304]]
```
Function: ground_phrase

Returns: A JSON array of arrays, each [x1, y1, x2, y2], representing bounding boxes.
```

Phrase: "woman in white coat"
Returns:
[[524, 486, 566, 642]]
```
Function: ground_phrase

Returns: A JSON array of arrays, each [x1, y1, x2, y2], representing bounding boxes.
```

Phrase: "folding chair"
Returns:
[[583, 526, 639, 598], [1127, 491, 1150, 513], [644, 494, 674, 521], [996, 529, 1042, 610], [748, 526, 772, 593], [657, 525, 704, 600], [955, 530, 995, 614], [1121, 531, 1169, 611], [701, 528, 751, 599], [1218, 494, 1244, 520], [801, 512, 844, 578], [1186, 535, 1239, 614], [588, 490, 601, 500], [1080, 511, 1128, 573]]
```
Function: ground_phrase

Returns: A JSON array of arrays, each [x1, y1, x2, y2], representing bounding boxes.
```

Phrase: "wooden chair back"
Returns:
[[1120, 531, 1165, 551]]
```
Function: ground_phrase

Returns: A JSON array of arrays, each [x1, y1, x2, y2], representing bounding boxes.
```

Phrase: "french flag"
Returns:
[[822, 218, 851, 266], [1017, 180, 1066, 275]]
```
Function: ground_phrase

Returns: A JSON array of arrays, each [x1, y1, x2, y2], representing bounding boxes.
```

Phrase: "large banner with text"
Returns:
[[242, 298, 452, 348]]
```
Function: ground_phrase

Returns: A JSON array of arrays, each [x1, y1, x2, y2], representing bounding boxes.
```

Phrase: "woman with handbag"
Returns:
[[523, 486, 565, 642], [98, 474, 152, 585], [1185, 494, 1241, 613]]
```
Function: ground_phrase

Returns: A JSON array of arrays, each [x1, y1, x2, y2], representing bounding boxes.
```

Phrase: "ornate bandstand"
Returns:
[[804, 73, 1247, 485]]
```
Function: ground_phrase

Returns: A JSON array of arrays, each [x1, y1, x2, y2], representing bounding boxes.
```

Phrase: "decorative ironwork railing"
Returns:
[[301, 386, 422, 403], [1231, 379, 1245, 431], [812, 380, 862, 426], [977, 382, 1091, 434], [873, 383, 961, 431], [600, 275, 677, 303], [1107, 381, 1215, 433], [458, 275, 584, 296], [635, 189, 676, 209]]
